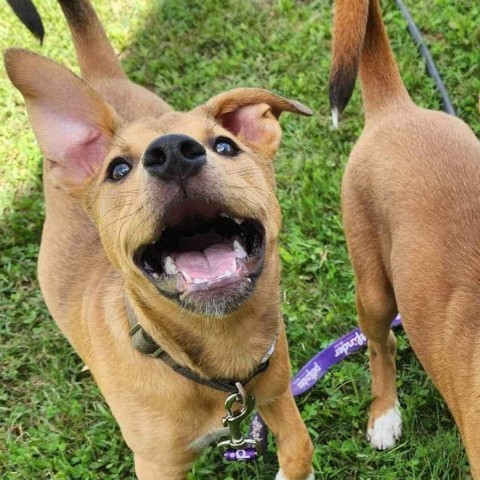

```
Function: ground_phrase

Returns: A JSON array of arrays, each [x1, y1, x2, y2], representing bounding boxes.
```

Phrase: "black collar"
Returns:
[[125, 298, 272, 394]]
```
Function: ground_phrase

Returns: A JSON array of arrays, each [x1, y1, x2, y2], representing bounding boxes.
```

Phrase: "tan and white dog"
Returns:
[[330, 0, 480, 475], [4, 1, 315, 479]]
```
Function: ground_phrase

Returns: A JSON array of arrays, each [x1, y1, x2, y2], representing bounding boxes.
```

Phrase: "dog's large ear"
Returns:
[[195, 88, 312, 158], [4, 48, 117, 189]]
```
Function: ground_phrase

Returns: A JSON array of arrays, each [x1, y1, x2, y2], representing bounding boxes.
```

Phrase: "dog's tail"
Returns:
[[329, 0, 411, 126], [6, 0, 44, 43], [57, 0, 126, 81]]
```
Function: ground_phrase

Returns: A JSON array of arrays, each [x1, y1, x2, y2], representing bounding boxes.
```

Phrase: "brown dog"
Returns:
[[4, 1, 315, 478], [330, 0, 480, 475]]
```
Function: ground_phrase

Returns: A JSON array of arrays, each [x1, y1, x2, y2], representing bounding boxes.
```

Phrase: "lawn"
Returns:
[[1, 0, 479, 479]]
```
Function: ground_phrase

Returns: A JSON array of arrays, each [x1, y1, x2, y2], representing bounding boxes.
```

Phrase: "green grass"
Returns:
[[1, 0, 479, 478]]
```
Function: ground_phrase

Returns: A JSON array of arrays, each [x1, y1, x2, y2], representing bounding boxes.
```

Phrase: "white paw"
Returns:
[[276, 468, 315, 480], [367, 402, 402, 450]]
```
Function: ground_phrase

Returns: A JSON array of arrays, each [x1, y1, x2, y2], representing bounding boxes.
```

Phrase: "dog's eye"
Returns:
[[107, 158, 132, 181], [213, 137, 239, 157]]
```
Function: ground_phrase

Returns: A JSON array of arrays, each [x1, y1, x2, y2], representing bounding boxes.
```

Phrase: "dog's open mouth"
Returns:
[[135, 201, 265, 313]]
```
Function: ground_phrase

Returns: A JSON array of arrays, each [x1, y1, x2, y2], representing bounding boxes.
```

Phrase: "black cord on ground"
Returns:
[[394, 0, 456, 116]]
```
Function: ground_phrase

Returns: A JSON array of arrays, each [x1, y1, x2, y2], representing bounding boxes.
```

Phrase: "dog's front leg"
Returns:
[[259, 390, 314, 480], [134, 451, 196, 480]]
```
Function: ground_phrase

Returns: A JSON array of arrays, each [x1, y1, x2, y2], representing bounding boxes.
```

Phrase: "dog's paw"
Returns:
[[367, 402, 402, 450], [276, 469, 315, 480]]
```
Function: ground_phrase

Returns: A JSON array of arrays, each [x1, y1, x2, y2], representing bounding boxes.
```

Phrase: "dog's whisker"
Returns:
[[109, 132, 129, 151], [228, 184, 276, 197], [223, 167, 264, 177], [109, 190, 140, 197], [199, 316, 206, 341], [126, 206, 148, 245], [102, 202, 133, 218], [206, 317, 214, 338], [99, 208, 142, 233], [114, 277, 128, 306], [204, 117, 221, 137]]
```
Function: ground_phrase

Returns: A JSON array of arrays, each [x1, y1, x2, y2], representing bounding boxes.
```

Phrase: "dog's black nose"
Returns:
[[143, 134, 206, 182]]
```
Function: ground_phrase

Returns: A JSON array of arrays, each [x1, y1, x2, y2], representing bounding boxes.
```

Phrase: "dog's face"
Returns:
[[90, 109, 278, 316], [5, 49, 311, 317]]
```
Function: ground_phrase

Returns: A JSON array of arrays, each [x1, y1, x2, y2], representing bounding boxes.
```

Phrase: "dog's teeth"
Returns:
[[233, 240, 247, 258], [220, 212, 243, 225], [164, 256, 178, 275], [182, 271, 192, 283], [152, 272, 160, 279], [143, 260, 154, 271]]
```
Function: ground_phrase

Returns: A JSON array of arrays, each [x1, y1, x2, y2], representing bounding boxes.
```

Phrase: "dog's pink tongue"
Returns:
[[173, 244, 246, 292]]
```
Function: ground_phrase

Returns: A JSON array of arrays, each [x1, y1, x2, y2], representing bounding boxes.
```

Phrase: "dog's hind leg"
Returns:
[[360, 296, 401, 451], [461, 421, 480, 479], [343, 194, 401, 450]]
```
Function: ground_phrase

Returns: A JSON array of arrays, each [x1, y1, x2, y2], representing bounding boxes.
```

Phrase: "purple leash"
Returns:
[[225, 315, 403, 461]]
